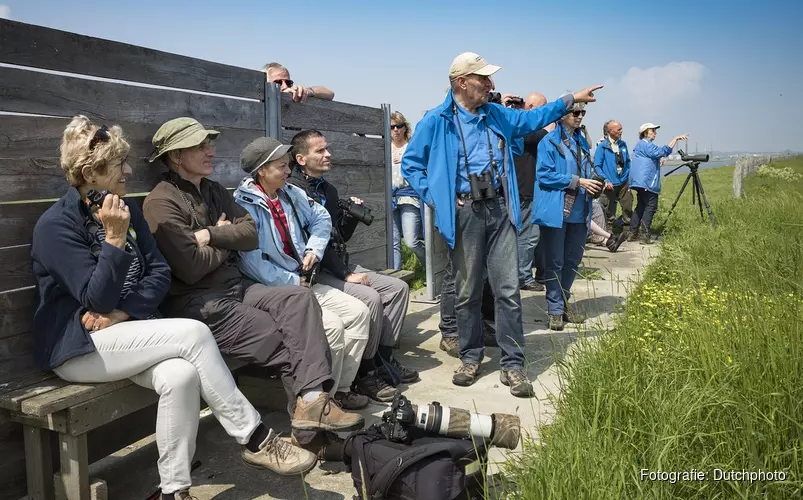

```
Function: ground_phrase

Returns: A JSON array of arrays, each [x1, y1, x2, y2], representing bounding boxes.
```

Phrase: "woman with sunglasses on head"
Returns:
[[532, 103, 603, 332], [389, 111, 426, 270], [628, 123, 688, 244], [30, 116, 317, 500]]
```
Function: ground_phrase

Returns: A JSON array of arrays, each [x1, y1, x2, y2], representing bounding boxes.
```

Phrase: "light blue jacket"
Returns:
[[401, 89, 571, 248], [629, 139, 673, 193], [233, 177, 331, 287], [594, 138, 631, 186], [532, 124, 594, 229]]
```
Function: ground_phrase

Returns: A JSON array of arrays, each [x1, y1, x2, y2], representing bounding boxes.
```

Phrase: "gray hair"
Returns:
[[261, 62, 288, 74]]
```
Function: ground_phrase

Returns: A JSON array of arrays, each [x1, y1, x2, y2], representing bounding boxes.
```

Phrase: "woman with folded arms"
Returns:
[[30, 116, 316, 500]]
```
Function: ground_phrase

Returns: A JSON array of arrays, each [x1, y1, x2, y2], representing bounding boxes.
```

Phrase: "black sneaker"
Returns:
[[606, 232, 627, 252], [440, 336, 460, 358], [548, 314, 564, 331], [352, 372, 399, 402], [452, 362, 480, 387], [520, 282, 545, 292], [500, 370, 535, 398], [378, 356, 419, 384]]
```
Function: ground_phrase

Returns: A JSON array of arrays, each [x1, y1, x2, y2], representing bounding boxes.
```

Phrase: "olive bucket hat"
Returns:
[[147, 117, 219, 163]]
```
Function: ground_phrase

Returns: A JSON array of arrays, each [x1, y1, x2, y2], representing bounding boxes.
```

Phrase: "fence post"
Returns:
[[424, 204, 435, 301], [265, 81, 281, 139], [381, 104, 394, 270]]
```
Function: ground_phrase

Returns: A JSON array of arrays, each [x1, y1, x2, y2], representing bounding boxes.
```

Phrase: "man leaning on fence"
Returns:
[[401, 51, 602, 397]]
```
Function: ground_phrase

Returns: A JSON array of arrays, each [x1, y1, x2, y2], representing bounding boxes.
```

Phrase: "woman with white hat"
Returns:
[[628, 123, 687, 243]]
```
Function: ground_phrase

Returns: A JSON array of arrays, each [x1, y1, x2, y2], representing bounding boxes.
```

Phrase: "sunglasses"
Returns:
[[571, 110, 587, 117], [390, 124, 406, 130], [88, 125, 110, 151], [273, 79, 294, 88]]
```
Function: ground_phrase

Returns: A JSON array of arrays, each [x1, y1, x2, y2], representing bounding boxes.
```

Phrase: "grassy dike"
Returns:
[[503, 157, 803, 499]]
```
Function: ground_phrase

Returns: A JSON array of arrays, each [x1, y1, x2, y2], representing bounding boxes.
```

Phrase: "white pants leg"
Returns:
[[53, 318, 263, 494], [312, 283, 370, 393]]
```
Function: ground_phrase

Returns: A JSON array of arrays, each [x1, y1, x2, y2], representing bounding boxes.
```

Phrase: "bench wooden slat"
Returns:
[[20, 379, 133, 418], [281, 94, 384, 136], [0, 378, 68, 412], [0, 245, 34, 292], [0, 66, 265, 131], [0, 287, 35, 340], [0, 19, 265, 100], [67, 384, 157, 436]]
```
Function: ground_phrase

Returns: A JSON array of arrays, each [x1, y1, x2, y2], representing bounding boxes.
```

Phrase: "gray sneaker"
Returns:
[[241, 430, 318, 476]]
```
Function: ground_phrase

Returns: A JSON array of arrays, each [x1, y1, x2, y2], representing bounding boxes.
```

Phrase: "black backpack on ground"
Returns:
[[343, 424, 489, 500]]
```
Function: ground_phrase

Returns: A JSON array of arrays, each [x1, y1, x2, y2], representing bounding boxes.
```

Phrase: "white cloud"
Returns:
[[607, 61, 707, 112], [0, 5, 10, 19]]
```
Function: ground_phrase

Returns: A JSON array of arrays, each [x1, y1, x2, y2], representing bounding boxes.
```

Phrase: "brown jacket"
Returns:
[[142, 170, 258, 313]]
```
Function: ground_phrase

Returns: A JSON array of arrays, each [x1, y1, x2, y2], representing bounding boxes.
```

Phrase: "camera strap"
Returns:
[[560, 127, 584, 179], [266, 194, 304, 267], [452, 103, 500, 188]]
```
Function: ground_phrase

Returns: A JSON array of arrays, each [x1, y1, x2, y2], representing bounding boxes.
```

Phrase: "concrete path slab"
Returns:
[[74, 240, 659, 500]]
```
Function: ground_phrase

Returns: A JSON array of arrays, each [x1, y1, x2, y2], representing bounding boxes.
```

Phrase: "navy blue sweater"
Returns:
[[30, 188, 171, 370]]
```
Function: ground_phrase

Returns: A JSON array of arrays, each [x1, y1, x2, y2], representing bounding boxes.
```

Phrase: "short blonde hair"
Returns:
[[390, 111, 412, 142], [59, 115, 130, 187]]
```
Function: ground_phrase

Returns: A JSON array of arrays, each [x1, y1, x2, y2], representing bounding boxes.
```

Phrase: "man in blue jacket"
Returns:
[[401, 51, 602, 397], [594, 120, 633, 231]]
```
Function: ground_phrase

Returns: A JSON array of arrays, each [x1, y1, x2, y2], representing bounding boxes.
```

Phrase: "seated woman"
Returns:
[[30, 116, 317, 500], [233, 136, 371, 411], [628, 123, 688, 243], [532, 103, 604, 331]]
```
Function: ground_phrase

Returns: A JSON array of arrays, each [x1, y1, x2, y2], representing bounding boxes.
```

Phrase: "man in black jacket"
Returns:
[[287, 129, 417, 403]]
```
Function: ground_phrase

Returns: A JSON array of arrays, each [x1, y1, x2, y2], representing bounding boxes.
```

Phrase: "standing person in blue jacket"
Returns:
[[401, 51, 602, 397], [533, 103, 604, 332], [594, 120, 633, 231], [628, 123, 688, 243]]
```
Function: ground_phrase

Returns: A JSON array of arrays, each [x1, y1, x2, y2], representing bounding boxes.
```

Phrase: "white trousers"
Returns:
[[312, 283, 370, 393], [53, 318, 263, 495]]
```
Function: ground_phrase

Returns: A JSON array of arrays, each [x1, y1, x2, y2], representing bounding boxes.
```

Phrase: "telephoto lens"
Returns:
[[409, 400, 521, 450]]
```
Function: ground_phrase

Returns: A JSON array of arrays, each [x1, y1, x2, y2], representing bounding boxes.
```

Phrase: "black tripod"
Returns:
[[663, 160, 716, 228]]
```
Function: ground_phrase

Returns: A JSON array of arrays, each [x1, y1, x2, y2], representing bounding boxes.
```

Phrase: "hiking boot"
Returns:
[[291, 430, 345, 462], [627, 232, 639, 242], [639, 233, 652, 245], [291, 393, 365, 432], [334, 390, 370, 410], [353, 372, 399, 402], [379, 356, 419, 384], [241, 429, 318, 476], [500, 369, 535, 398], [563, 306, 586, 324], [606, 232, 627, 252], [452, 362, 480, 387], [548, 314, 564, 331], [520, 282, 546, 292], [483, 322, 498, 347], [162, 491, 198, 500], [440, 336, 460, 358]]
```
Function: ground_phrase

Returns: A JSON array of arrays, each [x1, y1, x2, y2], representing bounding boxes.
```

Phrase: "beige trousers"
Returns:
[[312, 283, 370, 393]]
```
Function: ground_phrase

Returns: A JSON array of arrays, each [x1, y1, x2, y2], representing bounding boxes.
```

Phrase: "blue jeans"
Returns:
[[541, 223, 588, 315], [392, 203, 426, 270], [453, 197, 525, 370], [438, 254, 494, 338], [629, 188, 659, 236], [517, 199, 541, 286]]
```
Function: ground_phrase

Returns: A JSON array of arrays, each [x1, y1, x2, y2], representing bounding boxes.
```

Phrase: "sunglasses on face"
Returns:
[[274, 79, 294, 87], [390, 124, 406, 130], [572, 110, 587, 117], [88, 125, 110, 151]]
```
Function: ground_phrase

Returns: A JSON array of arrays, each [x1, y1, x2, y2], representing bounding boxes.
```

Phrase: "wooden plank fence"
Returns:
[[0, 18, 393, 499]]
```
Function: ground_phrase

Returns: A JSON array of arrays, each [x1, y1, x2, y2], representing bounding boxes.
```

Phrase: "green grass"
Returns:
[[400, 243, 426, 291], [502, 158, 803, 499]]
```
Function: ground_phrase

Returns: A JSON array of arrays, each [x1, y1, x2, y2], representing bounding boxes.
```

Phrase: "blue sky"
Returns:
[[1, 0, 800, 152]]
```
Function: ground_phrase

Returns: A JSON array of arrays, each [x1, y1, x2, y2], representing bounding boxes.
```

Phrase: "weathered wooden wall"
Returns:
[[0, 18, 390, 499]]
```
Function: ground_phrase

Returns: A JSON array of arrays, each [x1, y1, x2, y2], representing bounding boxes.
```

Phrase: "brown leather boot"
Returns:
[[291, 393, 365, 432]]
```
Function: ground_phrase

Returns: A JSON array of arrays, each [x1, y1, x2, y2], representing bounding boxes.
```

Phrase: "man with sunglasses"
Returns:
[[401, 51, 602, 397], [263, 62, 335, 103]]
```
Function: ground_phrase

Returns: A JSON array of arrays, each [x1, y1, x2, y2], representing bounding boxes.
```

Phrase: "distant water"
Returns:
[[663, 160, 732, 176]]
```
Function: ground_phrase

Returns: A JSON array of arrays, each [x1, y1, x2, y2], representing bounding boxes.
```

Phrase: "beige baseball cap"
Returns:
[[639, 122, 660, 134], [449, 52, 501, 80]]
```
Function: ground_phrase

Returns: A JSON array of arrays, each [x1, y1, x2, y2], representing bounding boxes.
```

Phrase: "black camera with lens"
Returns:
[[299, 261, 320, 288], [338, 198, 374, 226], [86, 189, 109, 209], [469, 170, 498, 201], [589, 174, 606, 199]]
